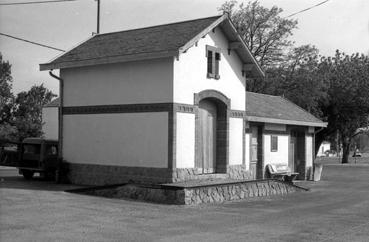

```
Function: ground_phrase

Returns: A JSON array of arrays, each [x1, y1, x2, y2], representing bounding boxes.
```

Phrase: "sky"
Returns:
[[1, 0, 369, 95]]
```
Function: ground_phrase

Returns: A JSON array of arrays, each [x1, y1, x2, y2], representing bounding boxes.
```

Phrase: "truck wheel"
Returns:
[[22, 170, 34, 180]]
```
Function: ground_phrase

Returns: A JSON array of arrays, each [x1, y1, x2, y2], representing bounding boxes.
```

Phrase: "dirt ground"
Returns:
[[1, 163, 369, 242]]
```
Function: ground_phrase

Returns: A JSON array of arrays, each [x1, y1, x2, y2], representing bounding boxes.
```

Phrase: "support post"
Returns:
[[97, 0, 100, 34]]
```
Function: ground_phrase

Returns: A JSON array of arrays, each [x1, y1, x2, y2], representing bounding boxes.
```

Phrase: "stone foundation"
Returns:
[[73, 179, 304, 205], [182, 179, 299, 205]]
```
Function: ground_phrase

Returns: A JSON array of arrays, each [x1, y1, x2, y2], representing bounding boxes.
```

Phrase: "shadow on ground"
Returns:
[[0, 167, 86, 191]]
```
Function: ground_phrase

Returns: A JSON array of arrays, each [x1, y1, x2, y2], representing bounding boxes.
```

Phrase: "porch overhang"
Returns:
[[246, 116, 328, 128]]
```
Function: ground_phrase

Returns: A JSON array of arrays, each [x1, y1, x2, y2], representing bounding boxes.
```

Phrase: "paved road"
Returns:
[[1, 165, 369, 242]]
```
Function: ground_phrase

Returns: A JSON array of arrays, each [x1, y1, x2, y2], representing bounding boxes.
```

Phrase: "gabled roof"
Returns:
[[44, 98, 60, 107], [40, 14, 264, 78], [246, 92, 327, 127]]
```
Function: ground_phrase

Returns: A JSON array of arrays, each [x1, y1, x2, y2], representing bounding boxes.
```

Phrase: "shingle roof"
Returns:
[[44, 98, 59, 107], [42, 15, 220, 69], [246, 92, 326, 127], [39, 15, 264, 77]]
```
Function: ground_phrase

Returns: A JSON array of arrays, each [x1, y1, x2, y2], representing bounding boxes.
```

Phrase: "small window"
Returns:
[[46, 145, 58, 155], [23, 145, 41, 155], [271, 136, 278, 152], [206, 45, 221, 79]]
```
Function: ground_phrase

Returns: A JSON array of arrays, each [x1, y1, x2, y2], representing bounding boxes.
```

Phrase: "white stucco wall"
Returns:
[[63, 112, 168, 168], [61, 58, 173, 106], [229, 118, 243, 165], [173, 27, 246, 110], [42, 107, 58, 140], [245, 133, 250, 170], [306, 135, 313, 167], [176, 113, 195, 168], [263, 134, 289, 166]]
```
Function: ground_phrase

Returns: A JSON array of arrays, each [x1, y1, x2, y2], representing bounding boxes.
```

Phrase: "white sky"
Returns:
[[0, 0, 368, 95]]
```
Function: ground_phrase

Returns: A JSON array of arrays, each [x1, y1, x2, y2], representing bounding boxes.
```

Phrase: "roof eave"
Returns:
[[40, 50, 178, 71], [178, 14, 226, 54], [223, 18, 265, 78], [246, 116, 328, 127], [178, 14, 264, 79]]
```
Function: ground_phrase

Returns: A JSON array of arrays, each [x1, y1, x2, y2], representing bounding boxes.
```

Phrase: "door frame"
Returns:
[[194, 90, 230, 174], [198, 99, 217, 173], [289, 127, 306, 179]]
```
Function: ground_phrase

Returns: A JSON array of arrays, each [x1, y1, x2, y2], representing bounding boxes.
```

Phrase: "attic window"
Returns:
[[206, 45, 221, 79]]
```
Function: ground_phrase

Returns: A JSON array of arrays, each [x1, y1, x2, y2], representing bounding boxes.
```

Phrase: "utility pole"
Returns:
[[96, 0, 100, 34]]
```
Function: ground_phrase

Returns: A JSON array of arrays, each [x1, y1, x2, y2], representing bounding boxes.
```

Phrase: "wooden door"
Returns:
[[250, 126, 258, 179], [199, 100, 217, 174], [289, 134, 296, 172]]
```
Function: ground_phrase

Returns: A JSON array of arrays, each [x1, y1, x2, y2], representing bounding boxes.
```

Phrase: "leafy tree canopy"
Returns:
[[13, 85, 56, 141], [0, 53, 56, 141], [319, 51, 369, 163], [0, 52, 14, 124]]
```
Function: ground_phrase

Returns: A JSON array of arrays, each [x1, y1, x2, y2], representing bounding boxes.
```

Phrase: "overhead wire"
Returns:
[[0, 0, 78, 51], [0, 0, 77, 6], [285, 0, 330, 18], [0, 32, 66, 52]]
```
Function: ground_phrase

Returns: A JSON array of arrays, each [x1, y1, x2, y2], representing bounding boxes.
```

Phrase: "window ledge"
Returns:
[[207, 73, 220, 79]]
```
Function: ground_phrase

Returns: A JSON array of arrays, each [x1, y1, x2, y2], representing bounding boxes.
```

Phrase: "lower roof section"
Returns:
[[246, 115, 327, 128]]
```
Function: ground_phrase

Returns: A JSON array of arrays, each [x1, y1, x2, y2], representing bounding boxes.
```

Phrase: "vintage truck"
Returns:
[[0, 138, 59, 180]]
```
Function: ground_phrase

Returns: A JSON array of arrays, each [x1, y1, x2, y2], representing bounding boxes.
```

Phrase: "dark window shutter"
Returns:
[[215, 52, 220, 78], [207, 50, 213, 74], [271, 136, 278, 152]]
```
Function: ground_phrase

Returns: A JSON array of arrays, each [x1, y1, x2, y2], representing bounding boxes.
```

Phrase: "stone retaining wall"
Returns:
[[183, 179, 299, 205]]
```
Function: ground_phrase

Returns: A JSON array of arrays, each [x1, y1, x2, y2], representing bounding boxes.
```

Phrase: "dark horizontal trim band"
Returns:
[[263, 130, 290, 135], [63, 103, 172, 115], [63, 102, 247, 116], [174, 103, 196, 114]]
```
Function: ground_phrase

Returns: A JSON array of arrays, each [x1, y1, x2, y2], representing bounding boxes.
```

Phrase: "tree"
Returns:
[[0, 54, 56, 142], [219, 0, 297, 70], [13, 85, 56, 141], [318, 51, 369, 163], [0, 53, 14, 125], [266, 45, 327, 117]]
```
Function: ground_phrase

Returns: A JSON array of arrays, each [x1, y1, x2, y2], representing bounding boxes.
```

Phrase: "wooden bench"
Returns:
[[265, 164, 299, 183]]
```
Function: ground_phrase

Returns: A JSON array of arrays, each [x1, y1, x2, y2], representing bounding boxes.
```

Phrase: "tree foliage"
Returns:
[[266, 49, 369, 163], [0, 54, 56, 141], [266, 45, 327, 118], [318, 51, 369, 163], [13, 85, 56, 141], [0, 52, 14, 125]]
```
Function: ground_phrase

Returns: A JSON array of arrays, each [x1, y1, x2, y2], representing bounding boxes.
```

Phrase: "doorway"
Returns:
[[198, 99, 217, 173], [290, 130, 306, 179]]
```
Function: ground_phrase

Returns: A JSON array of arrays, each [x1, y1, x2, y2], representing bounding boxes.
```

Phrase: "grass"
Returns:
[[316, 152, 369, 165]]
